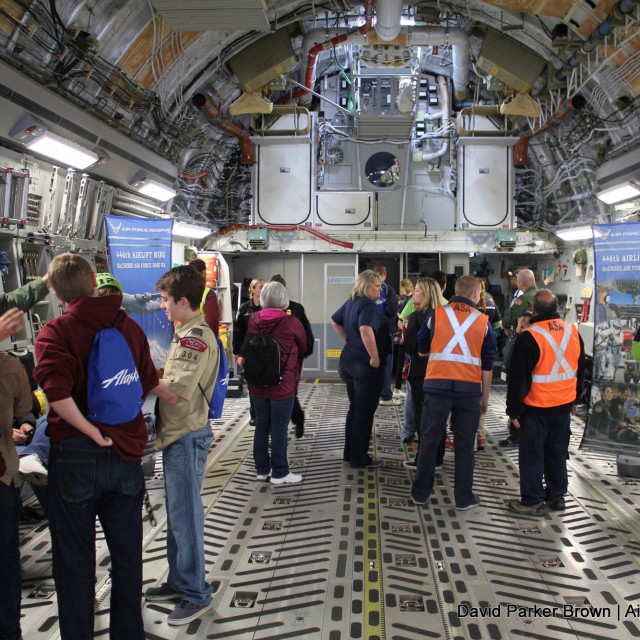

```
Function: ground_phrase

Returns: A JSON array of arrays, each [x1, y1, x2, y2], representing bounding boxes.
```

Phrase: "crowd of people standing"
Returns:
[[0, 257, 587, 640]]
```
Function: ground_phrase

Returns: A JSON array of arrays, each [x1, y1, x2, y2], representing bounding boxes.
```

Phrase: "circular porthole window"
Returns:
[[364, 151, 401, 188]]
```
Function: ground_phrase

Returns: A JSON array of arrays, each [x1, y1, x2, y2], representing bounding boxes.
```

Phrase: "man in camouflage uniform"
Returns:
[[503, 269, 538, 332]]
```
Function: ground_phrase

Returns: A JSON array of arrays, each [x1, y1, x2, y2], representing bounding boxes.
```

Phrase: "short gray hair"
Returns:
[[260, 281, 289, 310]]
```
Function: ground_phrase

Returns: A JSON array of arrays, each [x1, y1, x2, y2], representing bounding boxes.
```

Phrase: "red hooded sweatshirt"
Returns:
[[34, 294, 159, 460]]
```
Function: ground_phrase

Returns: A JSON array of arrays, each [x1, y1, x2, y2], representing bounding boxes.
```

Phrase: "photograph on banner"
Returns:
[[585, 222, 640, 454], [104, 215, 174, 368]]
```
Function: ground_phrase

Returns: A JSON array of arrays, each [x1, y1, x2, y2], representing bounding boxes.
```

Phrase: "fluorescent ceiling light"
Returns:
[[130, 171, 176, 202], [24, 133, 99, 170], [172, 221, 211, 239], [596, 181, 640, 205], [555, 225, 593, 241], [10, 114, 99, 169]]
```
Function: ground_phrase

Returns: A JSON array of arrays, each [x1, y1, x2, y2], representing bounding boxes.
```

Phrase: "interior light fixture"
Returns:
[[10, 114, 99, 170], [130, 170, 177, 202], [172, 221, 212, 239], [596, 181, 640, 205], [555, 225, 593, 241]]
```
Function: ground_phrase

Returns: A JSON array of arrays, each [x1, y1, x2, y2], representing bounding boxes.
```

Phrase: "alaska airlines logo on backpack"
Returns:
[[101, 368, 141, 389], [87, 327, 144, 425]]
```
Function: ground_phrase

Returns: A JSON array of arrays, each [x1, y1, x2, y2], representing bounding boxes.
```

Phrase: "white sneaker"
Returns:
[[19, 454, 48, 486], [256, 473, 270, 481], [393, 389, 406, 398], [379, 398, 400, 406], [270, 472, 302, 485]]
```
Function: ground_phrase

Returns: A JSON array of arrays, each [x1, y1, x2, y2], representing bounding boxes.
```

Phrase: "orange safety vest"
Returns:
[[425, 303, 489, 384], [523, 319, 581, 408]]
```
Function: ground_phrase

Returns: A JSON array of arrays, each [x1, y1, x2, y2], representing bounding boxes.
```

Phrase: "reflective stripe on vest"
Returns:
[[426, 304, 488, 384], [429, 306, 483, 366], [524, 320, 580, 408], [529, 325, 575, 383], [200, 287, 211, 315]]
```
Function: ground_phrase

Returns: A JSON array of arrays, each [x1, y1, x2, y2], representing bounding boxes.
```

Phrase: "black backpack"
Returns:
[[243, 318, 289, 386]]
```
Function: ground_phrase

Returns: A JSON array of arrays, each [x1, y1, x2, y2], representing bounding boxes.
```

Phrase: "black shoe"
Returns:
[[498, 438, 518, 448], [546, 496, 566, 511], [249, 418, 256, 426], [402, 435, 415, 443], [508, 500, 544, 516], [457, 498, 481, 511]]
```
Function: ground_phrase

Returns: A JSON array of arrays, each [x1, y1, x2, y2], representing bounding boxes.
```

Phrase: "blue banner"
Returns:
[[104, 215, 173, 368], [586, 222, 640, 455]]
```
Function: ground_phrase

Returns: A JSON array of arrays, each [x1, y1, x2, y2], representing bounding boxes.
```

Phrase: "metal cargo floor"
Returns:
[[17, 383, 640, 639]]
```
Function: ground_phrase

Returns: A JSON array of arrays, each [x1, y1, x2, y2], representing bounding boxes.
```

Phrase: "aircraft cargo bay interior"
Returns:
[[15, 383, 640, 639], [1, 0, 640, 638]]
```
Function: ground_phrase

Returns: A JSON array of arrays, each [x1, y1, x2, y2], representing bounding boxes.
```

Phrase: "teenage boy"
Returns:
[[145, 265, 220, 626], [33, 253, 176, 640]]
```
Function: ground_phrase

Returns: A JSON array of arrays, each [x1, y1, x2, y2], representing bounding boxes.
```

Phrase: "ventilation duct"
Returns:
[[192, 93, 256, 165], [375, 0, 403, 41]]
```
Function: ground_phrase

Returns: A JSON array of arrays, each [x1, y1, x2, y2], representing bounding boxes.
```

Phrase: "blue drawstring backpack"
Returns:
[[199, 338, 229, 419], [86, 327, 144, 425]]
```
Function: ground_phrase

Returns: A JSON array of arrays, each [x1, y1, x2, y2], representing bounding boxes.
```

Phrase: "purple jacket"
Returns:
[[244, 309, 307, 399]]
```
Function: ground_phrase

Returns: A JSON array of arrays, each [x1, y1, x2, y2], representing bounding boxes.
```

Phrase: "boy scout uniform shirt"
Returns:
[[155, 315, 219, 451]]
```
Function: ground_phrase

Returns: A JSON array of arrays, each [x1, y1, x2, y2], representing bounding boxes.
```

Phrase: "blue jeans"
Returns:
[[518, 411, 571, 505], [16, 415, 50, 463], [412, 393, 480, 508], [0, 481, 21, 640], [339, 357, 385, 467], [401, 383, 416, 438], [380, 335, 394, 401], [252, 396, 295, 478], [163, 425, 214, 606], [48, 434, 145, 640]]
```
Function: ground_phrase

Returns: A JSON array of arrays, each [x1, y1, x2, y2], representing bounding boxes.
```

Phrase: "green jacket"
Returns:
[[0, 278, 49, 315], [503, 285, 538, 330]]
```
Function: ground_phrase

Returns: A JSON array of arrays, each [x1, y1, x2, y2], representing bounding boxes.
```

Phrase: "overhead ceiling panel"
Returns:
[[151, 0, 270, 31]]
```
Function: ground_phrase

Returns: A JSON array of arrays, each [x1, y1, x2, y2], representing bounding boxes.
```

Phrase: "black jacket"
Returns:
[[506, 312, 585, 418], [402, 308, 429, 380], [287, 299, 314, 359], [233, 299, 261, 354]]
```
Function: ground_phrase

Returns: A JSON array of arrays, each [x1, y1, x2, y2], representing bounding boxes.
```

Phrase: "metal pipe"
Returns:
[[192, 93, 256, 165], [514, 95, 586, 167], [419, 76, 450, 162], [287, 78, 352, 115], [400, 141, 412, 228], [375, 0, 403, 41], [551, 192, 593, 204]]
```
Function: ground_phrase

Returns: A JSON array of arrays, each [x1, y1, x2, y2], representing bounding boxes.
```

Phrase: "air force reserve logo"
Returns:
[[108, 220, 123, 235]]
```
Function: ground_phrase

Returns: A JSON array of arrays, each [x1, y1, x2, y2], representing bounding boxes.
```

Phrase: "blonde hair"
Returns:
[[455, 275, 481, 300], [48, 253, 94, 303], [414, 277, 443, 312], [477, 277, 487, 312], [400, 278, 414, 297], [351, 270, 381, 300]]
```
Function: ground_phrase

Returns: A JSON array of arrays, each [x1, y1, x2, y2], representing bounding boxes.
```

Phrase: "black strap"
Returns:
[[261, 317, 292, 375]]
